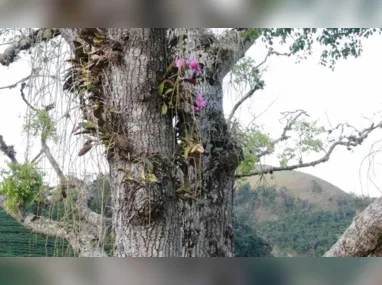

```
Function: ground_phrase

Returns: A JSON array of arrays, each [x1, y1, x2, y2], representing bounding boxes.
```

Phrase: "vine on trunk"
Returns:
[[157, 56, 207, 200], [63, 28, 124, 158]]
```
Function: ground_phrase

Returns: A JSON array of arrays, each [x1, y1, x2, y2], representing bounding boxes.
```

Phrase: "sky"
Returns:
[[223, 32, 382, 198], [1, 30, 382, 197]]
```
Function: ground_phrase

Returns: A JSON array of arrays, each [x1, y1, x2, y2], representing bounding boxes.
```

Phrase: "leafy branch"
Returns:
[[235, 118, 382, 178]]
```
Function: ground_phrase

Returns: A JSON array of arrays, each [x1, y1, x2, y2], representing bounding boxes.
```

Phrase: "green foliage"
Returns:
[[230, 57, 263, 88], [240, 28, 262, 41], [23, 109, 58, 142], [234, 124, 273, 175], [0, 162, 47, 214], [233, 215, 272, 257], [260, 28, 382, 70], [277, 117, 326, 167], [233, 183, 372, 256]]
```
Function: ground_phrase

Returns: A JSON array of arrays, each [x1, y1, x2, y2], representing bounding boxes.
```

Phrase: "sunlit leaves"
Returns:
[[23, 109, 58, 143], [231, 57, 262, 89], [276, 119, 326, 167], [0, 162, 46, 214], [240, 28, 262, 42], [234, 124, 273, 176], [233, 112, 327, 174], [260, 28, 382, 70]]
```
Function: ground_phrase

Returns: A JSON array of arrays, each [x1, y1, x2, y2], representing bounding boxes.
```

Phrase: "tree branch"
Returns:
[[215, 28, 258, 80], [324, 197, 382, 257], [236, 120, 382, 178], [227, 83, 263, 127], [0, 29, 60, 66], [0, 132, 107, 231], [40, 140, 109, 228], [245, 109, 308, 161], [41, 139, 66, 183], [226, 47, 292, 128], [0, 74, 32, 90], [0, 135, 17, 163], [20, 82, 37, 111], [65, 175, 112, 228], [236, 141, 342, 178], [0, 195, 108, 257], [30, 149, 44, 163]]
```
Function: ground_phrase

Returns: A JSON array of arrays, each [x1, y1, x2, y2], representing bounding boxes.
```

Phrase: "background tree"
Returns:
[[0, 28, 381, 257]]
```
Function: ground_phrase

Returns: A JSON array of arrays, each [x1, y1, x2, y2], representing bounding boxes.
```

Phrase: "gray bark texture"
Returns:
[[58, 28, 252, 256], [324, 196, 382, 257]]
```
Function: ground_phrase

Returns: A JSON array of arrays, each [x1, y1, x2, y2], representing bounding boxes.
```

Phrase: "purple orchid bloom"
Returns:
[[194, 93, 206, 112], [188, 59, 201, 74], [175, 58, 186, 72]]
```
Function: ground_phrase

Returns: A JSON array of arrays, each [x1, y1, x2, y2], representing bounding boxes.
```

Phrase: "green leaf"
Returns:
[[161, 103, 168, 115], [167, 61, 175, 72], [143, 158, 154, 173], [147, 173, 158, 183], [158, 82, 165, 96], [78, 121, 96, 129], [164, 88, 173, 96], [183, 146, 191, 159]]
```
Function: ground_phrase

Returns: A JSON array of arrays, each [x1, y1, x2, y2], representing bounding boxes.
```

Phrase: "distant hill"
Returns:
[[245, 164, 350, 211], [0, 169, 374, 257], [234, 165, 374, 257]]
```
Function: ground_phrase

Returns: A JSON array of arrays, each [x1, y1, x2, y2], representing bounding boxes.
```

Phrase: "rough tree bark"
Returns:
[[2, 28, 382, 257], [55, 28, 255, 256], [324, 197, 382, 257]]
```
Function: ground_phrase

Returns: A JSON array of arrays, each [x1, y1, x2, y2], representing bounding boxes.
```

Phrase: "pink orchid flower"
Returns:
[[194, 93, 206, 112], [188, 59, 201, 74], [175, 58, 186, 72]]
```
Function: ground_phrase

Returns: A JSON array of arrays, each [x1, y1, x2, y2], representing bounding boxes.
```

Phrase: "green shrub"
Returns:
[[0, 162, 47, 214]]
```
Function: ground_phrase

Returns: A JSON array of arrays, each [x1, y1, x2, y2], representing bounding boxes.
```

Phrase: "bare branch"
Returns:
[[274, 110, 309, 143], [0, 74, 32, 90], [0, 135, 17, 163], [255, 48, 292, 70], [30, 149, 44, 163], [246, 96, 280, 126], [226, 46, 292, 129], [0, 28, 60, 66], [236, 120, 382, 178], [20, 82, 37, 111], [227, 84, 263, 127], [250, 110, 309, 160], [236, 141, 342, 178], [65, 175, 112, 228], [41, 139, 66, 183]]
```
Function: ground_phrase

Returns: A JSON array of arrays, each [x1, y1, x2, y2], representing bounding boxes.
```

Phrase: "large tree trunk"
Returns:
[[59, 28, 246, 256]]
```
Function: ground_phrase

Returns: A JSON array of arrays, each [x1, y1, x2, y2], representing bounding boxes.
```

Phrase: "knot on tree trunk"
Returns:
[[207, 112, 244, 173], [126, 185, 165, 226]]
